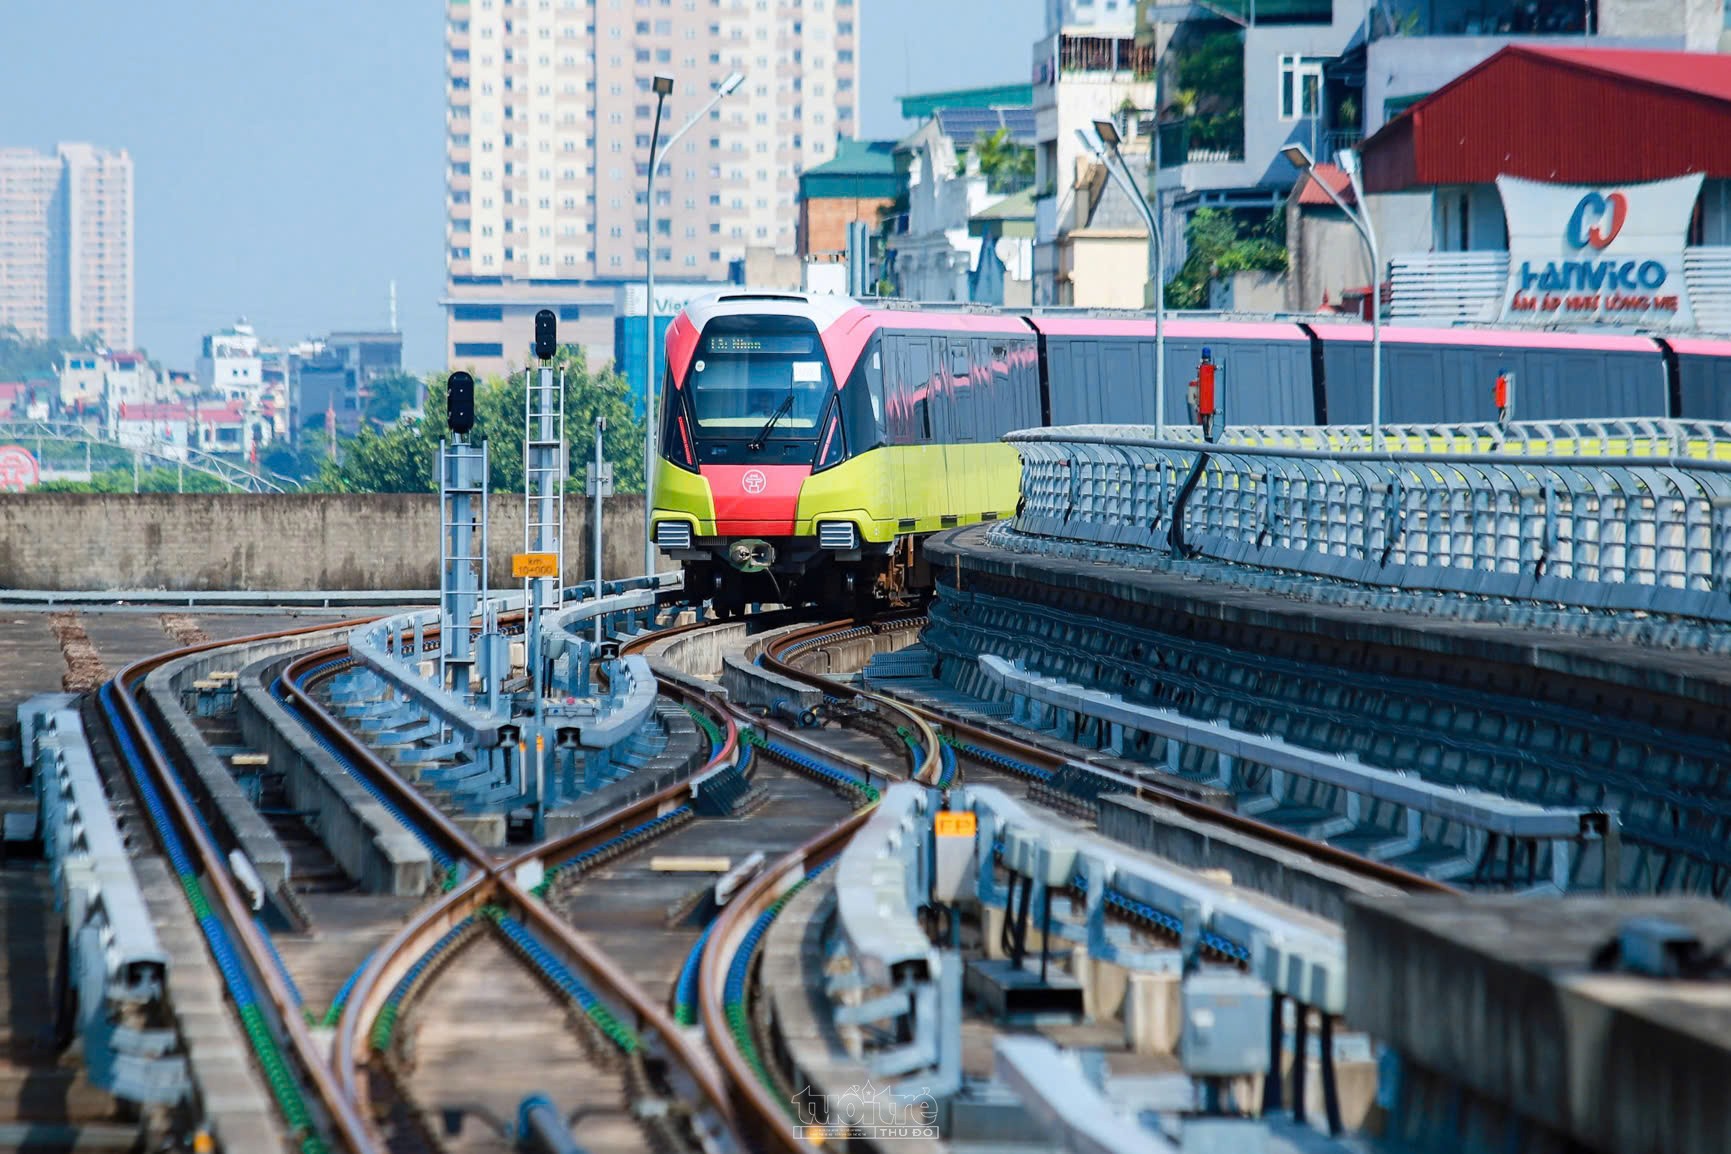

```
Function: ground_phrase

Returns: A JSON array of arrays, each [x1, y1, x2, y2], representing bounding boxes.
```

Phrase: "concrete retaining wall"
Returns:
[[236, 654, 432, 896], [0, 492, 660, 591], [1097, 793, 1401, 924]]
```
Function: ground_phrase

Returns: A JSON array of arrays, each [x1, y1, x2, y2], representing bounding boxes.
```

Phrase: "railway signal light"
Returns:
[[446, 371, 474, 435], [534, 308, 557, 361]]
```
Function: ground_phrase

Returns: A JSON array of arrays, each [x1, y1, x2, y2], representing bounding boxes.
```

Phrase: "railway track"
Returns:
[[103, 624, 382, 1154], [693, 612, 1459, 1153], [278, 636, 740, 1154], [264, 608, 935, 1152], [95, 601, 1456, 1154]]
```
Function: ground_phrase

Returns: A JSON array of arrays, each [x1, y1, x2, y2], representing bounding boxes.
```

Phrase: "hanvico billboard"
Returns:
[[1499, 173, 1703, 329]]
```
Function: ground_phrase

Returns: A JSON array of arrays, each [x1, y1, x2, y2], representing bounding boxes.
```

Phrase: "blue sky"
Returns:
[[0, 0, 1043, 374]]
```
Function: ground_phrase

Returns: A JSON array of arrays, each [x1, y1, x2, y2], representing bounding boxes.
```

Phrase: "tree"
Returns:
[[972, 129, 1035, 194], [1169, 29, 1245, 156], [362, 372, 423, 428], [312, 344, 647, 495], [1166, 208, 1287, 309], [0, 326, 102, 382], [261, 430, 337, 484], [36, 464, 235, 494]]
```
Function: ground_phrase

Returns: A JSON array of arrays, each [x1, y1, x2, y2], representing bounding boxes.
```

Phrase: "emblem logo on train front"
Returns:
[[742, 469, 767, 494]]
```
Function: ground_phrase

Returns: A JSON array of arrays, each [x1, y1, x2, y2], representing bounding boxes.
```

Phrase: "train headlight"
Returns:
[[817, 521, 857, 550]]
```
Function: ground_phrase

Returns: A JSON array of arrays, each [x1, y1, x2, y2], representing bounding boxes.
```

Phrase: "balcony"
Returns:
[[1058, 34, 1156, 79], [1321, 129, 1362, 159], [1140, 0, 1332, 27], [1370, 0, 1594, 37], [1156, 116, 1244, 168]]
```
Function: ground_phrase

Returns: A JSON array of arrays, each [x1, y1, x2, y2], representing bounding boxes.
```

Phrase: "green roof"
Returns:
[[899, 84, 1034, 121], [970, 189, 1037, 239], [799, 139, 900, 200]]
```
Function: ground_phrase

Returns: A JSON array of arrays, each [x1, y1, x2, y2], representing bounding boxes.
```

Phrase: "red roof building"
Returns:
[[1294, 163, 1356, 208], [1362, 46, 1731, 193]]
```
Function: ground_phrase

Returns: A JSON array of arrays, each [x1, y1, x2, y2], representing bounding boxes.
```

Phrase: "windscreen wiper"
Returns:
[[749, 392, 796, 451]]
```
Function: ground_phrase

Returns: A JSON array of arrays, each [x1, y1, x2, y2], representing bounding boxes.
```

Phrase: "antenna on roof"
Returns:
[[389, 281, 398, 333]]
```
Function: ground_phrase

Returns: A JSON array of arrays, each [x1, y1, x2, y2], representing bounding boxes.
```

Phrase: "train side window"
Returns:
[[866, 347, 884, 429], [948, 340, 974, 442], [907, 339, 932, 444], [882, 335, 905, 444], [989, 344, 1011, 438]]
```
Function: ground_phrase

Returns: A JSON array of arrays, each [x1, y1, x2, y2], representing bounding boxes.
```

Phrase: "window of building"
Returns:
[[454, 304, 504, 322], [1278, 54, 1327, 121], [454, 341, 504, 358]]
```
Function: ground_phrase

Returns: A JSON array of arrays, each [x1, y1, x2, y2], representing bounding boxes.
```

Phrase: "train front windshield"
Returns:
[[688, 321, 833, 437]]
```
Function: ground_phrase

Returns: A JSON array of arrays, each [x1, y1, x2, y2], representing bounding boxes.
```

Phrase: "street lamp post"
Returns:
[[1081, 120, 1165, 436], [1283, 141, 1383, 449], [643, 71, 746, 578]]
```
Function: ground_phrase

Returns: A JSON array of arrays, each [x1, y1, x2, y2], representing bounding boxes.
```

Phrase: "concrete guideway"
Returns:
[[925, 526, 1731, 895], [976, 653, 1617, 890]]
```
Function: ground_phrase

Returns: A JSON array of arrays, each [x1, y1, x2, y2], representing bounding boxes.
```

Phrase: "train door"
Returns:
[[942, 339, 977, 523], [1098, 339, 1140, 424], [979, 338, 1024, 516], [907, 336, 951, 531], [882, 332, 912, 524], [1072, 339, 1103, 423]]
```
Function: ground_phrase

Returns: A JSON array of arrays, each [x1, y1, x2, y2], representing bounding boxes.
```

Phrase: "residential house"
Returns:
[[1356, 45, 1731, 333], [1055, 137, 1158, 307], [1136, 0, 1722, 300], [796, 139, 899, 289], [884, 96, 1038, 303], [971, 189, 1038, 306], [1031, 6, 1158, 304], [196, 321, 263, 402], [57, 351, 105, 410]]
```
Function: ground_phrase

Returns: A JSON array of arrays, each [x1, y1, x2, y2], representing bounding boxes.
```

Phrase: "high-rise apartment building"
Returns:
[[443, 0, 857, 378], [0, 150, 60, 342], [0, 144, 134, 350]]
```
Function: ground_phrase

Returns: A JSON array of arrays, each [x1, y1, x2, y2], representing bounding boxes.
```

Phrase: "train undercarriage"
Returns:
[[675, 534, 933, 616]]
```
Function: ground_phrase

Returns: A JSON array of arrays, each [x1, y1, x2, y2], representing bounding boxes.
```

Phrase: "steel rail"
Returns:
[[110, 623, 385, 1154], [757, 617, 942, 785], [299, 609, 929, 1152], [287, 616, 745, 1140], [691, 614, 951, 1153], [697, 800, 875, 1154], [879, 684, 1457, 895]]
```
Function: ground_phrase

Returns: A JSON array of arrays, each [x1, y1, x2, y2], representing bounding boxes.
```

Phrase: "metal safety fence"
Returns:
[[1005, 420, 1731, 624], [1153, 417, 1731, 461]]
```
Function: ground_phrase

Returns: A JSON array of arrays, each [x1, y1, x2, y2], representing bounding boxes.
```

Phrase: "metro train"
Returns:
[[648, 290, 1731, 610]]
